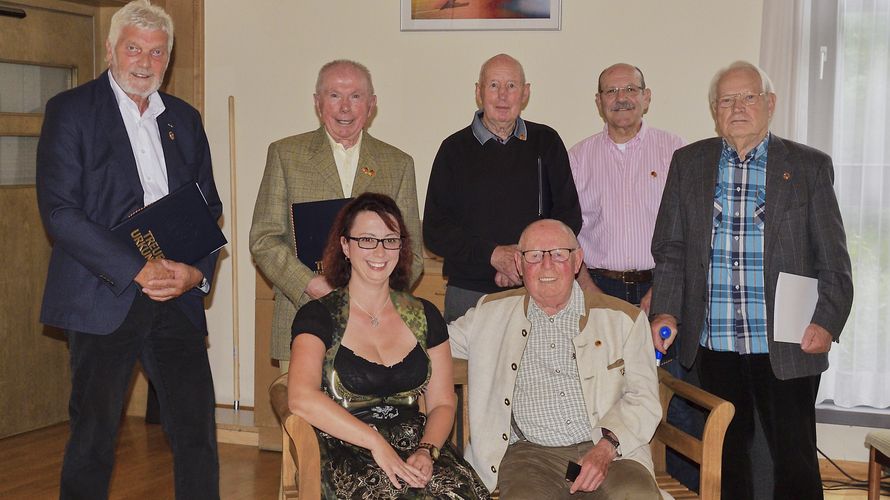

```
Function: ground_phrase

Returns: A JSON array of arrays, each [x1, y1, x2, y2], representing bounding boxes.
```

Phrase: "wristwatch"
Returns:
[[415, 442, 440, 461], [600, 429, 621, 457]]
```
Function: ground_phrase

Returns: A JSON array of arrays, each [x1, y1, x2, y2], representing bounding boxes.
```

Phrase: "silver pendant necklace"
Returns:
[[352, 294, 390, 328]]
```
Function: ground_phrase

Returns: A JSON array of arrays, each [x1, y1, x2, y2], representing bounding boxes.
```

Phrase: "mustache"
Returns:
[[610, 101, 635, 112]]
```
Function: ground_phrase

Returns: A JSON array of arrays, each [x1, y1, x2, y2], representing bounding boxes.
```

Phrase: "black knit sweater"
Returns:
[[423, 120, 582, 293]]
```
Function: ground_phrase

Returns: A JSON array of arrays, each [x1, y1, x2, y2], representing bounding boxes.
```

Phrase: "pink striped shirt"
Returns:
[[568, 122, 684, 271]]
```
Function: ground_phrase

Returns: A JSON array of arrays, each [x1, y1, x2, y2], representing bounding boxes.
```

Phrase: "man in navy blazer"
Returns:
[[36, 1, 221, 498], [649, 61, 853, 500]]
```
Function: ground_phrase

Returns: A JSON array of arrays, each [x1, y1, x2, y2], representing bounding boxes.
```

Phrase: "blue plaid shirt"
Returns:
[[701, 135, 769, 354]]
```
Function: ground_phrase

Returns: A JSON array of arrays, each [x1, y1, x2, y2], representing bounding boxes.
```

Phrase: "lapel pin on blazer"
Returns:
[[783, 171, 791, 181], [167, 123, 175, 141], [361, 166, 376, 177]]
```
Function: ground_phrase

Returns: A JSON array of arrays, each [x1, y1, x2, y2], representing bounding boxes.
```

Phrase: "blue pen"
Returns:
[[655, 326, 671, 366]]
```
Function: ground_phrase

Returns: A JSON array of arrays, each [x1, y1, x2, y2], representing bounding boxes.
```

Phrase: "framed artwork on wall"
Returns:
[[401, 0, 561, 31]]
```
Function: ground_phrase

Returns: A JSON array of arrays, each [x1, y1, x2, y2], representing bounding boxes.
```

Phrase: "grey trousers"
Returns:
[[444, 285, 486, 323], [497, 440, 660, 499]]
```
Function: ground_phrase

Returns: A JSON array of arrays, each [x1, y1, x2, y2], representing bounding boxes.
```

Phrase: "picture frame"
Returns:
[[401, 0, 561, 31]]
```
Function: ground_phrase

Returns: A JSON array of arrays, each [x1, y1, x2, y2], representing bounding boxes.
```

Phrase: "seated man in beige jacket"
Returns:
[[449, 219, 661, 499]]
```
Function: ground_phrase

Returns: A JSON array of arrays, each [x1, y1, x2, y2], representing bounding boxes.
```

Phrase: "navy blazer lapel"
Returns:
[[694, 139, 722, 268], [764, 135, 793, 257], [96, 73, 144, 205], [158, 109, 187, 190]]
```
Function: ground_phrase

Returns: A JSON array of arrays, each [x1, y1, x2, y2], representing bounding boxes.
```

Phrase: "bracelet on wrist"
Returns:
[[415, 442, 440, 461]]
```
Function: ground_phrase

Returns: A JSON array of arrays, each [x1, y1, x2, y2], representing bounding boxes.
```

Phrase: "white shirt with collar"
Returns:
[[325, 129, 363, 197], [108, 72, 168, 205]]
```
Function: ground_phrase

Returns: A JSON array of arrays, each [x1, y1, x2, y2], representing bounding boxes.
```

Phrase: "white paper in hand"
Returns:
[[774, 272, 819, 344]]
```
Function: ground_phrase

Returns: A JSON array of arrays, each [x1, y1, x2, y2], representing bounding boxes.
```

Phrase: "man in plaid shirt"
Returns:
[[649, 61, 853, 500]]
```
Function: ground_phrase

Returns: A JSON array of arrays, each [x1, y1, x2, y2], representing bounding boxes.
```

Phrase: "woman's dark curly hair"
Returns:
[[322, 193, 412, 291]]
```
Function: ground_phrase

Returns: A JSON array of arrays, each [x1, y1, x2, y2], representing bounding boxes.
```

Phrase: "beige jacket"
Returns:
[[250, 127, 423, 360], [449, 288, 661, 491]]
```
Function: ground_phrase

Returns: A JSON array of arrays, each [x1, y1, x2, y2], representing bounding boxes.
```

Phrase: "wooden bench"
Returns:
[[270, 360, 733, 500]]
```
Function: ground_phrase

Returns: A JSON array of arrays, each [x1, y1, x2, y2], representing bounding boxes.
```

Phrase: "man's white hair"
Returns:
[[708, 60, 775, 106], [107, 0, 174, 54], [315, 60, 375, 96]]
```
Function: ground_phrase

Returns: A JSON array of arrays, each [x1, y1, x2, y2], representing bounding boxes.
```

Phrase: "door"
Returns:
[[0, 1, 95, 438]]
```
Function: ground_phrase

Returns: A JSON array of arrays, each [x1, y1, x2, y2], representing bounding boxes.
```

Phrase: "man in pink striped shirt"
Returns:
[[568, 63, 683, 312], [569, 64, 701, 491]]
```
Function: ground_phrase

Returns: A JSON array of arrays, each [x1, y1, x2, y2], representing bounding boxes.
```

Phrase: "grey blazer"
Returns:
[[649, 135, 853, 380]]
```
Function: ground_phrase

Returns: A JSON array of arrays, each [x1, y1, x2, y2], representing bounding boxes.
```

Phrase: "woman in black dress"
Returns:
[[287, 193, 489, 499]]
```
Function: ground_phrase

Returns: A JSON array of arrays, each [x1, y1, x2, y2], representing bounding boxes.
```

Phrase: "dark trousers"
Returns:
[[589, 271, 703, 491], [60, 293, 219, 500], [699, 349, 822, 500], [444, 285, 486, 323], [590, 272, 651, 305]]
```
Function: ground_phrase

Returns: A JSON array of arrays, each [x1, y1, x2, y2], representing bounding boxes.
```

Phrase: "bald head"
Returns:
[[478, 53, 526, 86], [597, 63, 645, 93], [519, 219, 578, 250]]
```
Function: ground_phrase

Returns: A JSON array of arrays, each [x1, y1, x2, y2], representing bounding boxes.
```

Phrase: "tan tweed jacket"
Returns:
[[249, 127, 423, 360]]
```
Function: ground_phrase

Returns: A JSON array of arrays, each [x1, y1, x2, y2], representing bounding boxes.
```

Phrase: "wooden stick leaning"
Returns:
[[228, 95, 241, 411]]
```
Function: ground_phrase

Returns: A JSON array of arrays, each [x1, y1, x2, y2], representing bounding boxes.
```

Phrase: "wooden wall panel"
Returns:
[[0, 187, 69, 438]]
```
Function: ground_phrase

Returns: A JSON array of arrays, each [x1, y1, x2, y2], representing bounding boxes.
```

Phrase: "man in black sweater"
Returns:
[[424, 53, 582, 322]]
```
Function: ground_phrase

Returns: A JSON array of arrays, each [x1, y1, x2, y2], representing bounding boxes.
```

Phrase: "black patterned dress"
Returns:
[[291, 288, 490, 500]]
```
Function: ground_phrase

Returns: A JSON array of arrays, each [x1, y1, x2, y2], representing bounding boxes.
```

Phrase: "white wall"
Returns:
[[202, 0, 764, 407]]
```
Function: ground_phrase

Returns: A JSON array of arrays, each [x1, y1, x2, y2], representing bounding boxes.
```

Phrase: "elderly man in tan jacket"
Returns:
[[449, 219, 661, 499], [250, 60, 423, 366]]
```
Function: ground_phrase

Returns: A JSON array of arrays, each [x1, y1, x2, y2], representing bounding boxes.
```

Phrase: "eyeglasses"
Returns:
[[715, 92, 766, 108], [346, 236, 403, 250], [599, 85, 644, 99], [520, 247, 577, 264]]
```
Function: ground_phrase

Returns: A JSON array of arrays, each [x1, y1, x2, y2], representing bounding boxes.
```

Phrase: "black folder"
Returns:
[[111, 182, 226, 265], [291, 198, 352, 273]]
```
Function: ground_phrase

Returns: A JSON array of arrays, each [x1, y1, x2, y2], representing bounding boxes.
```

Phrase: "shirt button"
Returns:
[[511, 363, 517, 371], [549, 317, 554, 323], [521, 329, 528, 337], [735, 212, 740, 216], [491, 466, 497, 473], [502, 433, 508, 441], [565, 419, 571, 424], [560, 391, 565, 397], [733, 261, 739, 266], [555, 368, 561, 374], [736, 187, 741, 192], [550, 343, 556, 349], [735, 285, 740, 290], [734, 236, 740, 241], [504, 398, 510, 406]]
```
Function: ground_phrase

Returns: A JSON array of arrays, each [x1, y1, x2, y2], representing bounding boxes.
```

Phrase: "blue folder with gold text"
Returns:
[[111, 182, 226, 265], [291, 198, 352, 273]]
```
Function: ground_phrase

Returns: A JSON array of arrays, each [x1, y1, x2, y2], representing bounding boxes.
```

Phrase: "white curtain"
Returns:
[[761, 0, 890, 409], [759, 0, 811, 142]]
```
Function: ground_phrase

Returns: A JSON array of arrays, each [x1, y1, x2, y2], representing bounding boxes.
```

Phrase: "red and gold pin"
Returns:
[[361, 166, 376, 177]]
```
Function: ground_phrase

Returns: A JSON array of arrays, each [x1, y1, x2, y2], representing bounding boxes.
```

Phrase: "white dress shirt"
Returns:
[[108, 72, 168, 205]]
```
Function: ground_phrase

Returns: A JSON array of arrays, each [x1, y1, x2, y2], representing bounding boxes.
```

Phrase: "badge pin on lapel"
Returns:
[[167, 123, 175, 141], [361, 166, 376, 177], [783, 171, 791, 181]]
